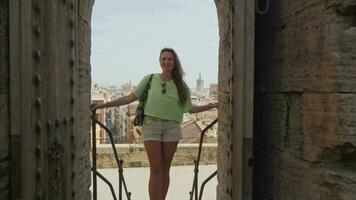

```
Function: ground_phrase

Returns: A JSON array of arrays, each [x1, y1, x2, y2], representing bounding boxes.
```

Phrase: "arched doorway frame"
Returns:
[[215, 1, 255, 199]]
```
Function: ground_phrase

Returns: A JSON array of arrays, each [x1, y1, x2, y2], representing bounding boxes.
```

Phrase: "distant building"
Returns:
[[91, 91, 107, 144], [121, 82, 135, 95], [105, 107, 121, 144], [196, 73, 204, 93], [209, 83, 218, 98], [117, 106, 129, 143]]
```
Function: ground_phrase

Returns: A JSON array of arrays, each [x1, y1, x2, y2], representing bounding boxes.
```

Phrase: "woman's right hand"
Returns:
[[91, 103, 101, 112]]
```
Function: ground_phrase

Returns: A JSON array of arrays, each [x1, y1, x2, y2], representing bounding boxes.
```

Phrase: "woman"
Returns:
[[92, 48, 218, 200]]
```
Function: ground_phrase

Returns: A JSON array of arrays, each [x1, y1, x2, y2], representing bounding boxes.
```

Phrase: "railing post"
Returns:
[[119, 159, 123, 200], [198, 170, 217, 200], [194, 160, 199, 200], [189, 118, 218, 200], [92, 110, 97, 200], [92, 117, 132, 199]]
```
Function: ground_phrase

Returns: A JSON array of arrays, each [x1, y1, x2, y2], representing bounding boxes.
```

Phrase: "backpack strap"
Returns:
[[140, 74, 154, 102], [146, 74, 154, 89]]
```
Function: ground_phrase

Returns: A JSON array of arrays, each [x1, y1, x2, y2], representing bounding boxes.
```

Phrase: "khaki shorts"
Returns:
[[142, 116, 182, 142]]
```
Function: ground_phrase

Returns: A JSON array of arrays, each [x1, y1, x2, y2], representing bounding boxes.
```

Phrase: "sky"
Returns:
[[91, 0, 219, 88]]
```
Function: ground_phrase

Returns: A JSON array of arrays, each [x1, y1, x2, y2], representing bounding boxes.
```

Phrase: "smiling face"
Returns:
[[160, 51, 175, 73]]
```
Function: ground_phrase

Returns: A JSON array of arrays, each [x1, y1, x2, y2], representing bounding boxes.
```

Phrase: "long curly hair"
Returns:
[[160, 48, 188, 105]]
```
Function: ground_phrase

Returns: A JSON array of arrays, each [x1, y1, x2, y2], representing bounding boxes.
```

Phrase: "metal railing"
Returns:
[[189, 118, 218, 200], [92, 109, 132, 200]]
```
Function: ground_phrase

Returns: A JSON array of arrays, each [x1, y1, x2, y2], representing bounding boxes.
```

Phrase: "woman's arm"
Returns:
[[92, 93, 137, 110], [189, 102, 218, 114]]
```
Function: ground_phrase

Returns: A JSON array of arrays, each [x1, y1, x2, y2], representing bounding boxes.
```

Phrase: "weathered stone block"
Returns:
[[255, 93, 356, 199], [255, 93, 304, 156], [302, 94, 341, 161], [302, 94, 356, 161], [339, 94, 356, 144], [255, 0, 356, 93], [255, 1, 356, 199]]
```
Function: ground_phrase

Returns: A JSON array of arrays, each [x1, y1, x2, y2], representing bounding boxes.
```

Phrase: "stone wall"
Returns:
[[215, 0, 234, 199], [254, 0, 356, 199], [95, 144, 217, 168], [74, 0, 94, 199], [0, 0, 9, 199]]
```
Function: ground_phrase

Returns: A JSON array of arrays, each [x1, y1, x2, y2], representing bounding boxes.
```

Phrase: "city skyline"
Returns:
[[91, 0, 219, 88], [92, 72, 217, 89]]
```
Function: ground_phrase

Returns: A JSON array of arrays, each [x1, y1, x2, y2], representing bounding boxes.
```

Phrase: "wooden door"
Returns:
[[10, 0, 79, 199]]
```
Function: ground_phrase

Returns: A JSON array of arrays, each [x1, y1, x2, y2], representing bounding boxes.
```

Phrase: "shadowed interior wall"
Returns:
[[254, 0, 356, 199], [0, 0, 10, 199]]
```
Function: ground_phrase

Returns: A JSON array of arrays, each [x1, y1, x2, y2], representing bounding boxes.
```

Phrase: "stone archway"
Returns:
[[88, 1, 254, 199], [3, 0, 250, 199], [87, 1, 254, 199], [214, 1, 255, 199]]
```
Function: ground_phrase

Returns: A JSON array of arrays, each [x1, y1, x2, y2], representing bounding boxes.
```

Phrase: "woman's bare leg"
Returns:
[[144, 141, 164, 200], [161, 141, 179, 199]]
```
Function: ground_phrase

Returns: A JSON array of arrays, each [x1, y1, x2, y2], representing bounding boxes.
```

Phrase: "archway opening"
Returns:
[[90, 0, 220, 199]]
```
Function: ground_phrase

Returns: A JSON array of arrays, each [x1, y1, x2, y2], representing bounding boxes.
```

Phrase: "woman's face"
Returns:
[[160, 51, 175, 73]]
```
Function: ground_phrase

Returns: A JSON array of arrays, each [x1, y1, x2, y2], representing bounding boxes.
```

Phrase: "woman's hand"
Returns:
[[91, 102, 108, 111], [208, 102, 218, 109], [91, 103, 101, 112], [189, 101, 219, 114], [90, 94, 138, 112]]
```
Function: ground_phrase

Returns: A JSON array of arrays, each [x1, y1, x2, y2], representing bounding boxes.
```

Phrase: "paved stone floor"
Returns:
[[93, 165, 217, 200]]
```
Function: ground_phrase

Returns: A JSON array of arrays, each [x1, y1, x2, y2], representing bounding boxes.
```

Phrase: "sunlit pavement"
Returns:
[[93, 165, 217, 200]]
